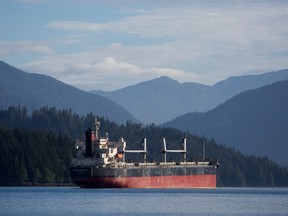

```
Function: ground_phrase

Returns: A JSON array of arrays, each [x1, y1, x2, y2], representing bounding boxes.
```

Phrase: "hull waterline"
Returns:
[[72, 174, 216, 188]]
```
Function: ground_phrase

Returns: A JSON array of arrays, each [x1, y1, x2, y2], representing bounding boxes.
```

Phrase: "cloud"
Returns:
[[15, 0, 46, 3], [95, 57, 140, 73], [47, 21, 111, 31], [45, 2, 288, 69], [11, 0, 288, 91], [66, 57, 143, 76], [0, 41, 54, 57], [46, 2, 288, 41], [20, 54, 145, 90], [19, 51, 204, 91]]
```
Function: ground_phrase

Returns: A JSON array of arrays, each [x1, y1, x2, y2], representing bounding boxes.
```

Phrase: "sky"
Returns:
[[1, 0, 288, 91]]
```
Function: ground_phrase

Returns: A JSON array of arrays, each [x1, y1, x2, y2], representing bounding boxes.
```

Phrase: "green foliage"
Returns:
[[204, 142, 288, 187], [0, 127, 73, 185], [0, 106, 287, 186]]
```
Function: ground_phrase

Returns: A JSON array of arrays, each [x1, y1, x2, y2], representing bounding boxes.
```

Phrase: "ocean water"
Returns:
[[0, 187, 287, 216]]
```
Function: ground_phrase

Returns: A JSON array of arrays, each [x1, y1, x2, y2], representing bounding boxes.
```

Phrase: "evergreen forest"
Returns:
[[0, 106, 287, 187]]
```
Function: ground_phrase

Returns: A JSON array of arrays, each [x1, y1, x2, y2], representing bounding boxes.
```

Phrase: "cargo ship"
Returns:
[[70, 120, 219, 188]]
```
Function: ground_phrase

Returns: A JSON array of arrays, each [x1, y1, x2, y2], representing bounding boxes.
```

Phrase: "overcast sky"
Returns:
[[1, 0, 288, 90]]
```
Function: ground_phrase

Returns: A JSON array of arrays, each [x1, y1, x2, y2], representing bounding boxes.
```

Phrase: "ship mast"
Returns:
[[95, 118, 100, 140], [202, 141, 206, 161]]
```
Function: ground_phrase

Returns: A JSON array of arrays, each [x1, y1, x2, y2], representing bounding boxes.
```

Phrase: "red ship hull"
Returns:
[[73, 174, 216, 188]]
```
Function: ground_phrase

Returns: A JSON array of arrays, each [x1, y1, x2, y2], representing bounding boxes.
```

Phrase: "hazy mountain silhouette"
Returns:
[[93, 76, 209, 124], [162, 80, 288, 166], [92, 69, 288, 124], [0, 60, 137, 124]]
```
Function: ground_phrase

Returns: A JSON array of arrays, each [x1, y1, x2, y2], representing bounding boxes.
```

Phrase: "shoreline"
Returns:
[[1, 182, 75, 187]]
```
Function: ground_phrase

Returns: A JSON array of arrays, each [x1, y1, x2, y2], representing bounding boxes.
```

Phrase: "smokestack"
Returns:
[[86, 127, 95, 156]]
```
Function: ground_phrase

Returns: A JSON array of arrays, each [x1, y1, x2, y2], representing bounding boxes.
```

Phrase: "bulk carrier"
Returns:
[[70, 120, 219, 188]]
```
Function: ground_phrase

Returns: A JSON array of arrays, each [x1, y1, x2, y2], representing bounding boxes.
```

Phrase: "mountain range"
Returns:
[[0, 61, 137, 124], [162, 80, 288, 166], [92, 70, 288, 124], [1, 60, 288, 166]]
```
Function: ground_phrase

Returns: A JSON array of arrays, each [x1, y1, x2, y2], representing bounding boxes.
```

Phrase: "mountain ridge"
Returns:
[[92, 69, 288, 124], [0, 60, 137, 124], [162, 80, 288, 166]]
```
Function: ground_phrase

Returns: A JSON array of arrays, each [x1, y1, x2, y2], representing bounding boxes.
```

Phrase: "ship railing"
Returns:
[[110, 161, 212, 168]]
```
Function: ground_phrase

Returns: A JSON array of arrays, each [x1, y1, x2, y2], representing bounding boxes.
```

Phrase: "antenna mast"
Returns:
[[202, 141, 206, 161], [95, 118, 100, 140]]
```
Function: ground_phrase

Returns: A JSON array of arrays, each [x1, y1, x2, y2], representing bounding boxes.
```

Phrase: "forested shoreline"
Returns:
[[0, 106, 287, 187]]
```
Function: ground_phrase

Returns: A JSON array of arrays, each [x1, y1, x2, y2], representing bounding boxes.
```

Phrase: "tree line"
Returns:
[[0, 127, 73, 185], [0, 106, 287, 186]]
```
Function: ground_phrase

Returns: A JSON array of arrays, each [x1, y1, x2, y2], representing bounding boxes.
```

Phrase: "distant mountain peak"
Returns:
[[156, 76, 177, 82], [153, 76, 179, 83], [137, 76, 179, 88], [92, 69, 288, 124]]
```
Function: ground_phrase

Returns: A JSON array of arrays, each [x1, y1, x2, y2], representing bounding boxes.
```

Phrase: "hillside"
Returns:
[[0, 61, 137, 124], [163, 80, 288, 166], [92, 70, 288, 124], [1, 107, 288, 186]]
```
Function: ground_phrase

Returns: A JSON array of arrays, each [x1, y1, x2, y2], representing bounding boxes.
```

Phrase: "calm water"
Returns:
[[0, 187, 287, 216]]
